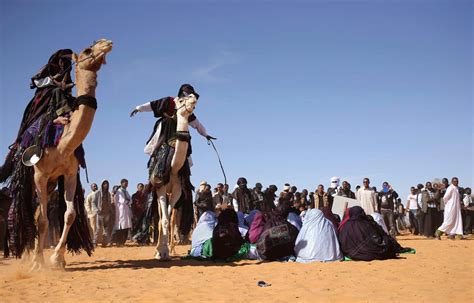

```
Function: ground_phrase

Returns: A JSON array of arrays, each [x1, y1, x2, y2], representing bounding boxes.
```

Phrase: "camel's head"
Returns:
[[175, 94, 198, 118], [73, 39, 113, 71]]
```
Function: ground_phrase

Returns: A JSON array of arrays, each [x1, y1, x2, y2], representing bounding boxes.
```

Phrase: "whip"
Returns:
[[207, 139, 227, 185]]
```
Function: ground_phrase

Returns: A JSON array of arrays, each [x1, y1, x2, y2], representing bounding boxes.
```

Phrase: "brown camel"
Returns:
[[30, 39, 113, 270], [153, 94, 198, 260]]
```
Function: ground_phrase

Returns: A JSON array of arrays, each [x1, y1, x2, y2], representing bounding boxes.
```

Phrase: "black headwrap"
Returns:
[[177, 84, 199, 100], [30, 49, 73, 89]]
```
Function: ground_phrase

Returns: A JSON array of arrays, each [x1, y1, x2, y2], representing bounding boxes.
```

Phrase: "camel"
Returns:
[[29, 39, 113, 270], [153, 94, 198, 260]]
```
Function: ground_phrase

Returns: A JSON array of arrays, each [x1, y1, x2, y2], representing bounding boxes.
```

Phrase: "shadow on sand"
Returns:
[[66, 258, 264, 272]]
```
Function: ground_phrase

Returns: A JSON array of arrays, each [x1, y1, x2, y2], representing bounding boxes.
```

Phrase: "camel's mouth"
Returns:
[[93, 39, 113, 64]]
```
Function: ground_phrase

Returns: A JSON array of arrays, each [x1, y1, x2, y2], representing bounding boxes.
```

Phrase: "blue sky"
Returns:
[[0, 0, 472, 200]]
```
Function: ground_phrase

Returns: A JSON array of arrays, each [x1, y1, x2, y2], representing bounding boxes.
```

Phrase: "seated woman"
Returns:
[[212, 209, 244, 260], [294, 209, 342, 263], [248, 211, 265, 244], [244, 209, 259, 228], [338, 206, 406, 261], [256, 201, 299, 260], [190, 211, 217, 257]]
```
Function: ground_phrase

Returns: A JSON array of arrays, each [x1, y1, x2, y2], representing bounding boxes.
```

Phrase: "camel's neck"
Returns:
[[56, 69, 98, 156], [176, 114, 189, 132], [170, 114, 191, 174], [75, 69, 97, 98]]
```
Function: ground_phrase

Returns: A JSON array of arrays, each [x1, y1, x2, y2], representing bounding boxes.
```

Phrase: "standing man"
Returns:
[[356, 178, 377, 215], [212, 183, 225, 213], [436, 177, 463, 240], [338, 181, 356, 199], [312, 184, 329, 210], [261, 185, 278, 213], [378, 182, 398, 237], [463, 187, 473, 234], [131, 183, 146, 232], [114, 179, 133, 246], [327, 177, 340, 210], [195, 184, 213, 219], [252, 182, 265, 211], [232, 177, 253, 214], [93, 180, 113, 247], [421, 182, 438, 238], [416, 184, 425, 236], [406, 187, 420, 235], [84, 183, 98, 241]]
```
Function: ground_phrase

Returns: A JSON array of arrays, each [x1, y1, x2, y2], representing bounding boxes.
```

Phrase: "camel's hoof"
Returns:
[[28, 254, 45, 272], [29, 261, 44, 273], [49, 252, 66, 270], [154, 250, 171, 261]]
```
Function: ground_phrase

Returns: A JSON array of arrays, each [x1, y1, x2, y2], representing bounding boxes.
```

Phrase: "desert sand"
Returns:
[[1, 233, 473, 302]]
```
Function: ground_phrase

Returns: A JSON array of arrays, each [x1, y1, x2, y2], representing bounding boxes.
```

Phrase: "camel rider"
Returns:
[[130, 84, 216, 183], [1, 49, 84, 183]]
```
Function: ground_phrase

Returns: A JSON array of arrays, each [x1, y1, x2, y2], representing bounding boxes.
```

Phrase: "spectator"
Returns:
[[378, 182, 398, 237], [406, 187, 420, 235], [435, 177, 463, 240], [94, 180, 114, 247], [195, 184, 213, 219], [356, 178, 377, 215], [131, 183, 146, 232], [312, 184, 328, 210], [232, 177, 253, 214], [338, 181, 356, 199], [114, 179, 133, 246], [463, 187, 473, 234], [84, 183, 98, 240]]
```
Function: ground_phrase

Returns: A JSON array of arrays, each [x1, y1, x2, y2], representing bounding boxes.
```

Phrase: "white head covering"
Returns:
[[330, 177, 340, 189]]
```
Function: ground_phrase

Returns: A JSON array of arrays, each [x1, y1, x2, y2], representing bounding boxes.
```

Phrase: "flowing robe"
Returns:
[[437, 185, 463, 235]]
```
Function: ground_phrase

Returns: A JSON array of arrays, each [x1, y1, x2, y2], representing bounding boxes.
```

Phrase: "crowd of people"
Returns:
[[186, 176, 471, 262], [0, 175, 471, 261]]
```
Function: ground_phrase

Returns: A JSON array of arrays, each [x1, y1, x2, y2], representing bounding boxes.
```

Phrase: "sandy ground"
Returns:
[[1, 233, 473, 303]]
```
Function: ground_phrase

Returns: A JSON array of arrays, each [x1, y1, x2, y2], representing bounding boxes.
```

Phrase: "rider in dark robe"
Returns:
[[130, 84, 215, 239]]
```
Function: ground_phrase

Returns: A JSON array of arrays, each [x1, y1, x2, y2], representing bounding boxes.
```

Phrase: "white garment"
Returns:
[[406, 194, 418, 210], [438, 185, 463, 235], [85, 191, 98, 218], [114, 188, 133, 230], [34, 76, 54, 88], [356, 188, 376, 215], [370, 213, 389, 234], [463, 194, 472, 207]]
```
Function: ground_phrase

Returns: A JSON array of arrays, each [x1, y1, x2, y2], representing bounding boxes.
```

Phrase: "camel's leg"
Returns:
[[169, 208, 177, 254], [168, 179, 182, 254], [50, 174, 77, 269], [30, 172, 49, 271], [157, 199, 163, 249], [155, 189, 170, 260]]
